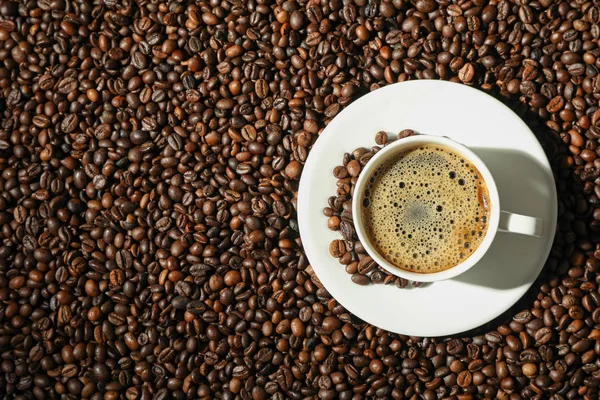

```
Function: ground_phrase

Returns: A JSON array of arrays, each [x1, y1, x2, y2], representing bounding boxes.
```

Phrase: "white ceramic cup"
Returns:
[[352, 135, 544, 282]]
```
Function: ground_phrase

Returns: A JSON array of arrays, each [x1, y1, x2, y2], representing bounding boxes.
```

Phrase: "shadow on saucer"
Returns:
[[409, 282, 433, 289], [450, 147, 556, 290]]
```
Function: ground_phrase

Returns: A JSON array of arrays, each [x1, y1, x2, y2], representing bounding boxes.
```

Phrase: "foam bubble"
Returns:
[[361, 144, 491, 273]]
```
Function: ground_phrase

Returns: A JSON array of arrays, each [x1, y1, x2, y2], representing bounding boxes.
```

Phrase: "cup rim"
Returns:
[[352, 134, 501, 282]]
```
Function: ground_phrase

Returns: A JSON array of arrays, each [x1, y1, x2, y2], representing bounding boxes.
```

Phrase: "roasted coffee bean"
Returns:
[[458, 63, 475, 83], [375, 131, 388, 145], [329, 240, 346, 258], [357, 257, 377, 275], [398, 129, 415, 139], [351, 274, 371, 286]]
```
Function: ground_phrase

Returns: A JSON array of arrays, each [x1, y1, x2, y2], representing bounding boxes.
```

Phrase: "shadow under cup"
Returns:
[[352, 135, 502, 283]]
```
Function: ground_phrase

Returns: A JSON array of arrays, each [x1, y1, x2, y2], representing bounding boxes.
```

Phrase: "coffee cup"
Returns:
[[352, 135, 543, 282]]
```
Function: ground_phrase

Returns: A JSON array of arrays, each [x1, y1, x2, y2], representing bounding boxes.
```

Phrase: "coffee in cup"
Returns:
[[361, 143, 491, 273], [353, 134, 543, 282]]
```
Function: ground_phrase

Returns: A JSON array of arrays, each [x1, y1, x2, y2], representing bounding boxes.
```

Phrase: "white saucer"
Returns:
[[298, 80, 557, 337]]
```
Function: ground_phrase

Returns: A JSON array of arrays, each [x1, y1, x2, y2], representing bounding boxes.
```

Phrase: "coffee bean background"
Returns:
[[0, 1, 599, 399]]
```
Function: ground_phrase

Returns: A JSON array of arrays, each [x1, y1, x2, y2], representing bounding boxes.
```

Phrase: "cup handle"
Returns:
[[498, 210, 543, 237]]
